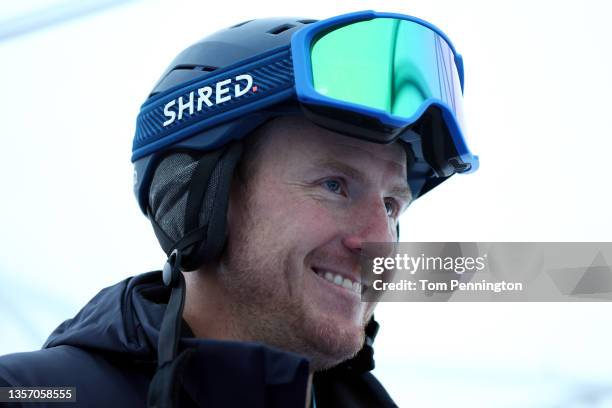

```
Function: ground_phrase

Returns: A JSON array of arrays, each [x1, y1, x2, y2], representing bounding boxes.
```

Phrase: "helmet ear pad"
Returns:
[[182, 141, 244, 270], [170, 141, 244, 271]]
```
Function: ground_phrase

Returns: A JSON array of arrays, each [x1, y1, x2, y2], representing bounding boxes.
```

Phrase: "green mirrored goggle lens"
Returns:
[[310, 18, 464, 126]]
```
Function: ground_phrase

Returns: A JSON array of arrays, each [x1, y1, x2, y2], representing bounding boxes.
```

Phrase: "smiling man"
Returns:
[[0, 11, 477, 408], [183, 116, 411, 374]]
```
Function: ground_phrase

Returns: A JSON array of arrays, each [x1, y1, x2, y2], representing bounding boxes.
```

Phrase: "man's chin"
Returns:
[[306, 337, 364, 372], [300, 317, 366, 372]]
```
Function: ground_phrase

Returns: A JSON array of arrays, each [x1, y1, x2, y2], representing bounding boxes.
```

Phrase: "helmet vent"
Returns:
[[194, 65, 217, 72], [268, 24, 295, 35], [231, 19, 253, 28], [173, 64, 217, 72], [297, 19, 317, 24]]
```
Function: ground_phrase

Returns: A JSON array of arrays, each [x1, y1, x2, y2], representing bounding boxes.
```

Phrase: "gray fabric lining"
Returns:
[[149, 153, 199, 245], [148, 152, 226, 253]]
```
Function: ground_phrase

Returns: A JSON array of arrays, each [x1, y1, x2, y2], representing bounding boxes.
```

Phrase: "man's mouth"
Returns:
[[312, 268, 362, 295]]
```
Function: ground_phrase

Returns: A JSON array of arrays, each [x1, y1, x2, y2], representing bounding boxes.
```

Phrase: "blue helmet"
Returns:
[[133, 12, 477, 269], [135, 18, 319, 270]]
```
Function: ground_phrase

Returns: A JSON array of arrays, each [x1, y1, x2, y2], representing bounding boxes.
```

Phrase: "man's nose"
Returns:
[[341, 196, 395, 253]]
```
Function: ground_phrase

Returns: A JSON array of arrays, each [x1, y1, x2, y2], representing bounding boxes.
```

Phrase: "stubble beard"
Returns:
[[217, 203, 366, 371]]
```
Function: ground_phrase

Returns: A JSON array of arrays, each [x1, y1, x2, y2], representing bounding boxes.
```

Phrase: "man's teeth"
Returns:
[[317, 270, 362, 295]]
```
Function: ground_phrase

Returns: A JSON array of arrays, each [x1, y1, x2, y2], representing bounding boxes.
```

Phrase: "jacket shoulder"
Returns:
[[0, 346, 152, 407], [314, 370, 398, 407]]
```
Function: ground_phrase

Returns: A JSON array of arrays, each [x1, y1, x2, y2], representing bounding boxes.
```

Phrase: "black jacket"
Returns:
[[0, 271, 398, 407]]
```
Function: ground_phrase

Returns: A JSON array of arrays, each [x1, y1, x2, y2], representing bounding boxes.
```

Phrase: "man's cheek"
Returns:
[[294, 207, 341, 243]]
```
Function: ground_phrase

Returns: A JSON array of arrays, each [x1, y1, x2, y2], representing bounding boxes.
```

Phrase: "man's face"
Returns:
[[219, 115, 411, 370]]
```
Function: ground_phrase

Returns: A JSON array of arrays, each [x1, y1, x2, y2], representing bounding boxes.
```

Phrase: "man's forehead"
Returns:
[[323, 139, 407, 169], [263, 115, 407, 171]]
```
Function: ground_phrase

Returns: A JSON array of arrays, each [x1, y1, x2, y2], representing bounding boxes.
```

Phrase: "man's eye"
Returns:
[[322, 179, 344, 195]]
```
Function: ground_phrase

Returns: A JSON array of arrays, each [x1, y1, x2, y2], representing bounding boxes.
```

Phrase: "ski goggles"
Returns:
[[133, 10, 478, 182]]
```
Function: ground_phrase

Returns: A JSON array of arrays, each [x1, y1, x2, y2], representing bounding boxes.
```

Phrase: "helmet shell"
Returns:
[[134, 18, 317, 214], [150, 18, 317, 97]]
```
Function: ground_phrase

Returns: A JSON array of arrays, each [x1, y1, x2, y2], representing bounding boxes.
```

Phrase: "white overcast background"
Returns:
[[1, 0, 612, 407]]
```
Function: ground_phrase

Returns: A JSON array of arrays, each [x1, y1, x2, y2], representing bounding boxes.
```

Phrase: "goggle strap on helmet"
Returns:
[[416, 108, 465, 177]]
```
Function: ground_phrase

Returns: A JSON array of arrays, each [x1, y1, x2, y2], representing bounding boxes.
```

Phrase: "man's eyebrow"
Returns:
[[313, 159, 412, 201], [313, 159, 367, 184], [389, 185, 413, 202]]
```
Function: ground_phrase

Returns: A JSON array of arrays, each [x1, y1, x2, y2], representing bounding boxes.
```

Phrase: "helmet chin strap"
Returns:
[[148, 250, 188, 408]]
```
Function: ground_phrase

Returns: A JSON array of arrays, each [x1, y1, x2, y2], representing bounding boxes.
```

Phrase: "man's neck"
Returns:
[[182, 270, 242, 340], [182, 270, 316, 407]]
